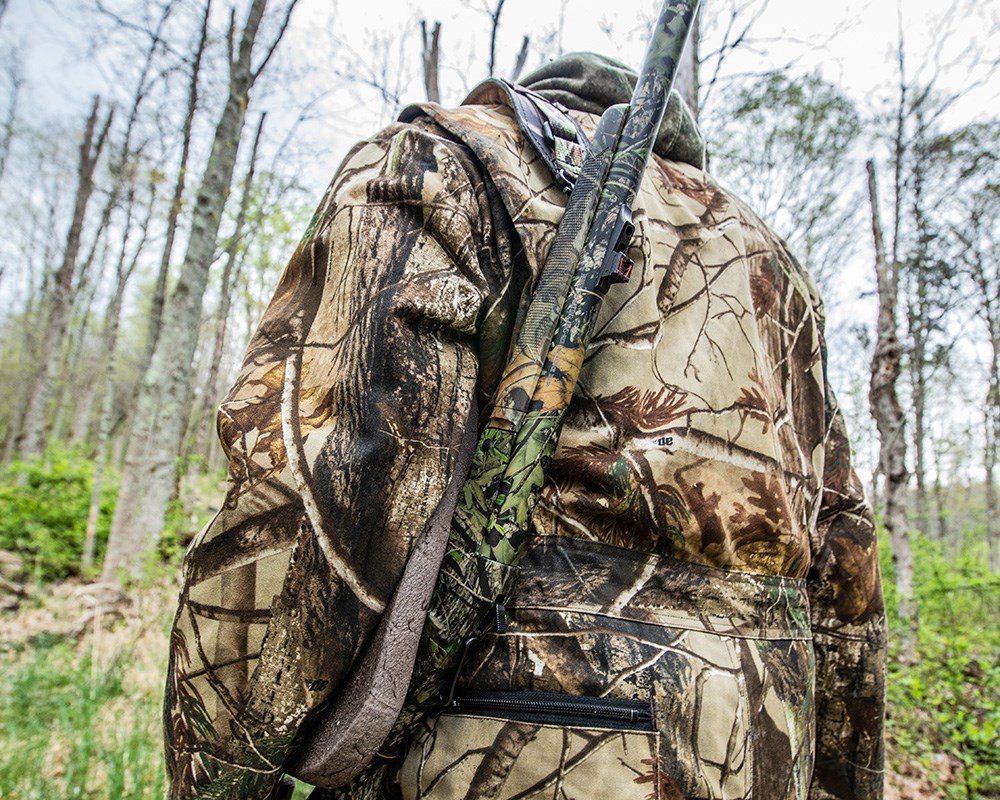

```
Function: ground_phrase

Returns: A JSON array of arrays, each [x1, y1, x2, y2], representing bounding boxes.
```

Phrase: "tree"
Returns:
[[102, 0, 300, 581], [186, 113, 266, 463], [82, 178, 157, 571], [707, 71, 863, 295], [867, 158, 917, 660], [145, 0, 212, 365], [420, 20, 441, 103], [938, 121, 1000, 569], [901, 133, 961, 539], [16, 97, 113, 460]]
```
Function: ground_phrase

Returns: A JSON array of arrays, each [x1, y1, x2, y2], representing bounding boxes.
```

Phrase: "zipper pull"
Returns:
[[442, 635, 479, 710], [494, 602, 509, 634]]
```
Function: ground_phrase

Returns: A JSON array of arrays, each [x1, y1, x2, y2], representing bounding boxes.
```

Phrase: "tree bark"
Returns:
[[102, 0, 297, 581], [17, 98, 113, 460], [867, 159, 918, 661], [190, 113, 266, 463], [146, 0, 212, 364], [420, 20, 441, 103], [82, 187, 153, 571]]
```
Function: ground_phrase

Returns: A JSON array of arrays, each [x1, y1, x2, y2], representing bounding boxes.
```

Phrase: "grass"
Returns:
[[882, 537, 1000, 799], [0, 592, 168, 800]]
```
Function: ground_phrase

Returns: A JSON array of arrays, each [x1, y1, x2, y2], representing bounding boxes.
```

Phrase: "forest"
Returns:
[[0, 0, 997, 797]]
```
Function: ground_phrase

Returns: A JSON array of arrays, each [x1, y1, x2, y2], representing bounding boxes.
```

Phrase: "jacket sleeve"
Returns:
[[808, 378, 887, 799], [163, 120, 509, 799]]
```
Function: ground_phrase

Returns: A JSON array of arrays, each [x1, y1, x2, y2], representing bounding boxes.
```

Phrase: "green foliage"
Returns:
[[0, 451, 117, 581], [0, 635, 165, 799], [885, 535, 1000, 798]]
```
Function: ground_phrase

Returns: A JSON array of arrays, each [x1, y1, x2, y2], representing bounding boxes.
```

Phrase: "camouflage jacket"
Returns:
[[164, 54, 885, 800]]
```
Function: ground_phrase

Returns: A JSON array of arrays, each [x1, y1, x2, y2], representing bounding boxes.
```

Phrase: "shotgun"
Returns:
[[313, 2, 701, 795]]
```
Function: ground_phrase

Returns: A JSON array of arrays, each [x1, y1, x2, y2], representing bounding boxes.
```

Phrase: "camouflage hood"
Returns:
[[520, 51, 706, 169]]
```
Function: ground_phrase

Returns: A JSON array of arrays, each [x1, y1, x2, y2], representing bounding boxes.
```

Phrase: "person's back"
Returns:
[[164, 53, 885, 800]]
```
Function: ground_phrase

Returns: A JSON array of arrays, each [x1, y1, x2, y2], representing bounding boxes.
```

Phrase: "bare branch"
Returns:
[[252, 0, 301, 82], [488, 0, 506, 77], [700, 0, 770, 111], [93, 0, 189, 63], [509, 34, 529, 83]]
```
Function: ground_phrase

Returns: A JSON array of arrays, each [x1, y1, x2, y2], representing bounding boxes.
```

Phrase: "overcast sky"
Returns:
[[6, 0, 997, 146]]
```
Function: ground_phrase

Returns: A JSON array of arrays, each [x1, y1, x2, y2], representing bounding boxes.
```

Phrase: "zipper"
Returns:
[[446, 689, 655, 732]]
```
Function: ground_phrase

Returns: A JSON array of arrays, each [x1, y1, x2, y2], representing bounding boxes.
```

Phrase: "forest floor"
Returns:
[[0, 578, 971, 799]]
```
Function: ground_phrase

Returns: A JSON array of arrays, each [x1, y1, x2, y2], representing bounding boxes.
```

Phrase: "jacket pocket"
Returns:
[[398, 691, 663, 800]]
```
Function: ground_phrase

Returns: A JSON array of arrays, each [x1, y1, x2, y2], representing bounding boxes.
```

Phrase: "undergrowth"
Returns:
[[0, 628, 164, 799], [0, 450, 117, 581], [883, 536, 1000, 798]]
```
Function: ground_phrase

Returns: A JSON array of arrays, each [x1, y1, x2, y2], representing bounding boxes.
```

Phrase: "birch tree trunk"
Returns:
[[102, 0, 297, 581], [867, 159, 918, 661]]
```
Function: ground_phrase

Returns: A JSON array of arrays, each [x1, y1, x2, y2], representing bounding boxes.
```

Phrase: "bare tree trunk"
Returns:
[[420, 20, 441, 103], [190, 113, 266, 462], [102, 0, 299, 581], [52, 231, 108, 447], [979, 241, 1000, 572], [17, 98, 113, 460], [867, 159, 918, 661], [908, 301, 928, 534], [82, 188, 153, 571], [53, 210, 119, 446], [983, 285, 1000, 572], [146, 0, 211, 364], [930, 433, 950, 545], [984, 399, 998, 572]]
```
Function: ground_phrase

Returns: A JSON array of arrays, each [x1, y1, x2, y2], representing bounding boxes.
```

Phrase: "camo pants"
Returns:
[[397, 535, 815, 800]]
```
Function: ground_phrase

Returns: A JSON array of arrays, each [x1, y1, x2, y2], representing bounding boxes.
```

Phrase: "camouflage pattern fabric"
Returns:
[[400, 535, 814, 800], [164, 53, 885, 800], [521, 52, 706, 170]]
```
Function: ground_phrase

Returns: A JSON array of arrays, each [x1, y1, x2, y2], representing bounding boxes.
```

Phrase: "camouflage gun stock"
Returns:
[[322, 2, 701, 796]]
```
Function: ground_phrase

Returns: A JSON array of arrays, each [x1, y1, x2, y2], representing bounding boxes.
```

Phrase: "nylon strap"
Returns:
[[400, 79, 590, 192], [465, 79, 590, 190]]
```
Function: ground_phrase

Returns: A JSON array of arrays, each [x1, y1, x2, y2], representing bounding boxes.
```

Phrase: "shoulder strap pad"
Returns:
[[401, 78, 590, 192]]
